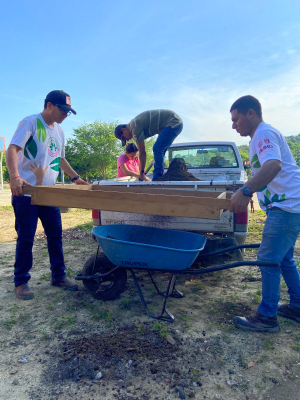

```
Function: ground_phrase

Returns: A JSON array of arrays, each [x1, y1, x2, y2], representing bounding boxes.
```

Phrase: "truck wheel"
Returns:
[[82, 253, 127, 301]]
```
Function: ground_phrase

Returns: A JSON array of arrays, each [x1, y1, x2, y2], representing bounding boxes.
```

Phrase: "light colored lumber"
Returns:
[[91, 185, 228, 198], [24, 186, 230, 220]]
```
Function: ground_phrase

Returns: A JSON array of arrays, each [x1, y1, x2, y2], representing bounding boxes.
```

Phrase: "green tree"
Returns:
[[1, 152, 9, 182], [65, 121, 122, 180], [286, 133, 300, 144], [238, 145, 249, 161], [288, 142, 300, 166]]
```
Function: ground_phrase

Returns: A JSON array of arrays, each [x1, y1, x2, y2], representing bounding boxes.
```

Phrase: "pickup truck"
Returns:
[[92, 141, 248, 255]]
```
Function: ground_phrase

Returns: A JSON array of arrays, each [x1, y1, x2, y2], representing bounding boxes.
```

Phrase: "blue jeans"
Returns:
[[12, 196, 66, 286], [257, 207, 300, 317], [152, 122, 183, 180]]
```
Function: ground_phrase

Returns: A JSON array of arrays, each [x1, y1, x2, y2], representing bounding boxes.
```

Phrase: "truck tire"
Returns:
[[82, 253, 127, 301]]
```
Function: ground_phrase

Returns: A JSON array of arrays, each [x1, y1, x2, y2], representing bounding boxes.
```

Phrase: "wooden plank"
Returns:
[[24, 186, 230, 220], [91, 185, 228, 198], [43, 184, 93, 190]]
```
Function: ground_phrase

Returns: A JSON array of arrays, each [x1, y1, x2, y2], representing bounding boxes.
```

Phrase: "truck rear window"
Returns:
[[168, 145, 238, 168]]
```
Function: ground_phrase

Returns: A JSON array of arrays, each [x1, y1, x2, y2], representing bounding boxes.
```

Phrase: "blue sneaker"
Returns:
[[233, 312, 280, 333], [277, 302, 300, 323]]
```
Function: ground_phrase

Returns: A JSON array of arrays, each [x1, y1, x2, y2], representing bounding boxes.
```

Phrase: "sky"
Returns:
[[1, 0, 300, 149]]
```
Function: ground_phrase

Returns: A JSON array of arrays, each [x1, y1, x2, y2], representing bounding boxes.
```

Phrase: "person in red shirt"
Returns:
[[117, 143, 150, 180]]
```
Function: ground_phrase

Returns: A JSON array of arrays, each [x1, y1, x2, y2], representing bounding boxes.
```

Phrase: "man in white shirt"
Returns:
[[6, 90, 87, 300], [229, 95, 300, 332]]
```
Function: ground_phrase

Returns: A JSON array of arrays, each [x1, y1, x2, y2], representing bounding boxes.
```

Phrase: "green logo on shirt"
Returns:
[[47, 137, 60, 157]]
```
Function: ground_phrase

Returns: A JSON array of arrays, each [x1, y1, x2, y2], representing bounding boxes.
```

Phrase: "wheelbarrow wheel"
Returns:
[[82, 252, 127, 301]]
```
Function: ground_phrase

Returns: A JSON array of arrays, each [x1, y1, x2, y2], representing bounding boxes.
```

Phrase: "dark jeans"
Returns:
[[12, 196, 66, 286], [152, 122, 183, 180]]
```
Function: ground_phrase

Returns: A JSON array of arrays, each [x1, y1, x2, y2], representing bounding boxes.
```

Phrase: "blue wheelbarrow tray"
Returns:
[[78, 225, 279, 323], [92, 225, 207, 271]]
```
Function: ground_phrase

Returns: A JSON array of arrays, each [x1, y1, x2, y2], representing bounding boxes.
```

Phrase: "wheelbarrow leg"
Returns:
[[128, 269, 175, 323], [147, 271, 184, 299]]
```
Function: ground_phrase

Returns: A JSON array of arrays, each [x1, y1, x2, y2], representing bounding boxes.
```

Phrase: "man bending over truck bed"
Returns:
[[114, 109, 183, 181]]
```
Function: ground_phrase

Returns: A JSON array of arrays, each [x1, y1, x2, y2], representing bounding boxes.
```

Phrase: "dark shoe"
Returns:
[[277, 302, 300, 323], [15, 283, 34, 300], [233, 312, 280, 333], [51, 277, 78, 291]]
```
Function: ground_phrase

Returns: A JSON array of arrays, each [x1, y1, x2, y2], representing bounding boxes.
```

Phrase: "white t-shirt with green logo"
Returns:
[[250, 121, 300, 212], [10, 114, 65, 186]]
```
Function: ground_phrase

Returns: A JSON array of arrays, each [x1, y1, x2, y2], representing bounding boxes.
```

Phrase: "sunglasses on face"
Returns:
[[54, 104, 71, 116]]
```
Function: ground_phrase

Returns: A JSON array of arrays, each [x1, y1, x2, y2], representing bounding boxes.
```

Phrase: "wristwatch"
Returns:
[[141, 169, 145, 174], [71, 175, 81, 182], [240, 186, 253, 197]]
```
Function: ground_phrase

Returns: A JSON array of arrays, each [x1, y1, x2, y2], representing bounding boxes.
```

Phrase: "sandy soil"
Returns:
[[0, 206, 300, 400]]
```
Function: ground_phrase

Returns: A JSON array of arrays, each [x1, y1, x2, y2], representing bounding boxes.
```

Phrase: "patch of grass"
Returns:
[[222, 323, 236, 332], [46, 302, 56, 311], [238, 355, 248, 368], [181, 316, 190, 322], [37, 327, 49, 340], [9, 304, 19, 313], [252, 290, 261, 304], [293, 342, 300, 351], [259, 354, 269, 363], [91, 307, 113, 323], [229, 293, 238, 301], [74, 221, 93, 233], [255, 380, 266, 388], [136, 326, 145, 335], [0, 205, 13, 211], [3, 316, 17, 330], [209, 307, 219, 314], [65, 267, 74, 277], [119, 299, 131, 310], [26, 333, 34, 340], [18, 312, 30, 323], [53, 316, 77, 329], [151, 321, 168, 337], [41, 274, 50, 281], [264, 337, 275, 350]]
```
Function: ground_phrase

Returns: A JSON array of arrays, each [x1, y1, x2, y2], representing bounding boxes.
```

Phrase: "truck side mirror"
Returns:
[[243, 161, 250, 170]]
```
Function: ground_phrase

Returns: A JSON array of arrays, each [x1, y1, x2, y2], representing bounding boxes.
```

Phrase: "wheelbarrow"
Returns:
[[76, 225, 278, 323]]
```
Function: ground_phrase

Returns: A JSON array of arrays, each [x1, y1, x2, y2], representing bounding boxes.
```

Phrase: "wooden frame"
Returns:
[[24, 185, 231, 220]]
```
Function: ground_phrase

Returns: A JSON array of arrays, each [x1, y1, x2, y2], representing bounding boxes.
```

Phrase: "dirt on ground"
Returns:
[[156, 159, 200, 181], [0, 202, 300, 400]]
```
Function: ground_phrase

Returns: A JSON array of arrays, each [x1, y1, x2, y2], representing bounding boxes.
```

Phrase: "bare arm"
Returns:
[[136, 140, 150, 181], [60, 158, 88, 185], [6, 144, 31, 196], [119, 164, 140, 178], [229, 159, 282, 213]]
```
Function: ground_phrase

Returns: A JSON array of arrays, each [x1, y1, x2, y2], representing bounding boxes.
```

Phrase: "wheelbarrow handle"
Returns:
[[177, 260, 280, 275], [201, 243, 260, 258]]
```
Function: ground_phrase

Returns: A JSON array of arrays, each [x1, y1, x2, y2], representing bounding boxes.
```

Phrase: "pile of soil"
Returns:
[[156, 158, 200, 181], [43, 325, 179, 384]]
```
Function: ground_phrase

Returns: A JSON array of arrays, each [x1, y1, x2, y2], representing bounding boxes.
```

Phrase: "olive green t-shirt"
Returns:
[[129, 109, 182, 143]]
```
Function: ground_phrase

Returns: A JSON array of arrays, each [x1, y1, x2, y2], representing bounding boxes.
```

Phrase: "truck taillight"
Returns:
[[235, 210, 248, 224], [92, 210, 99, 219]]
